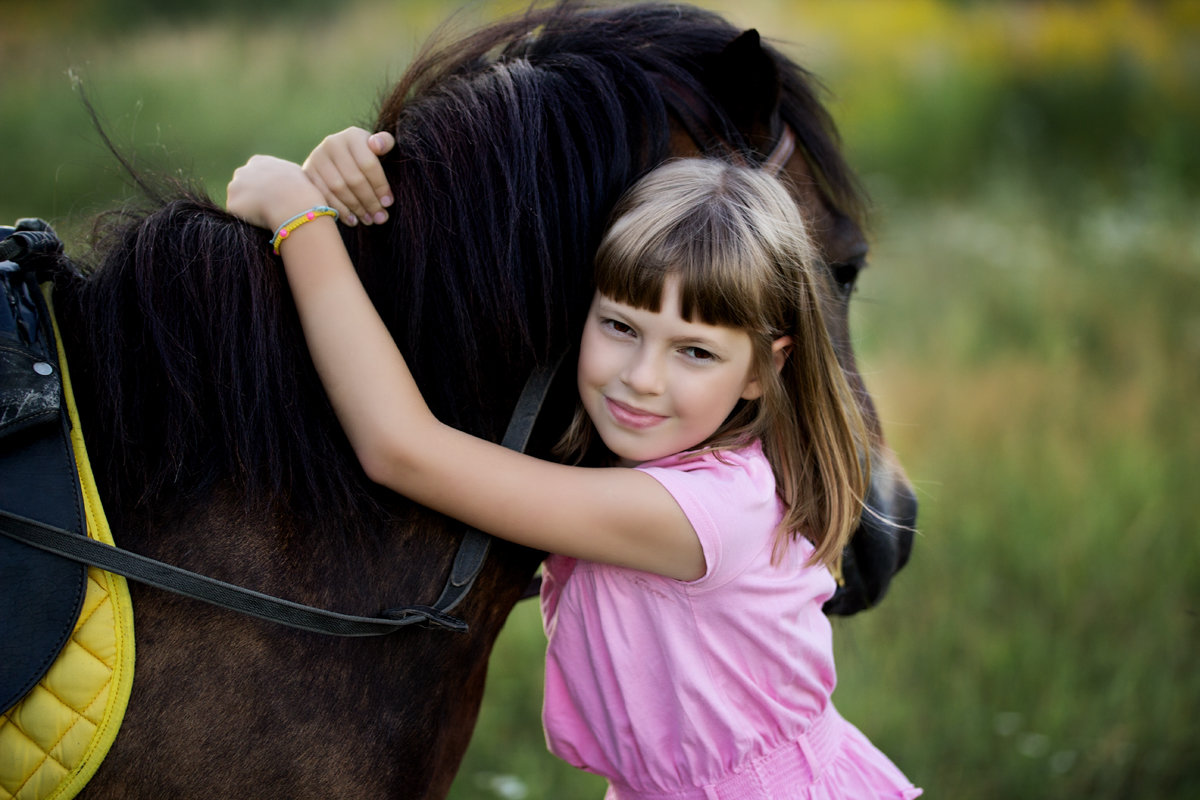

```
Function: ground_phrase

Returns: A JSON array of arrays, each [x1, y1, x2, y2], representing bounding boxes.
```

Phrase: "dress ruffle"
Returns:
[[806, 719, 922, 800], [603, 708, 921, 800]]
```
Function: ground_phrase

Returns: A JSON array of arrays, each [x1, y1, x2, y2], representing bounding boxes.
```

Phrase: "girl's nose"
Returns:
[[621, 347, 665, 396]]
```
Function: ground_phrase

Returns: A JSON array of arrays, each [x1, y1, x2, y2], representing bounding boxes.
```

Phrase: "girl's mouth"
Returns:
[[605, 397, 667, 429]]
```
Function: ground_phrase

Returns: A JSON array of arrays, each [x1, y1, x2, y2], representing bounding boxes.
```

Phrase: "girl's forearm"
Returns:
[[275, 217, 439, 484], [225, 154, 438, 488]]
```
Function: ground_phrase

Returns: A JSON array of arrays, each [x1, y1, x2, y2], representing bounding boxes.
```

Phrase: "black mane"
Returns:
[[48, 2, 865, 525]]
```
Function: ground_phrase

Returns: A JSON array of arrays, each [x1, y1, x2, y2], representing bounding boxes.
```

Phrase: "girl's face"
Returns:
[[577, 276, 764, 466]]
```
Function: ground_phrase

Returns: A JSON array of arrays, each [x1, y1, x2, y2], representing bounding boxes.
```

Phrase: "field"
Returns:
[[3, 1, 1197, 797]]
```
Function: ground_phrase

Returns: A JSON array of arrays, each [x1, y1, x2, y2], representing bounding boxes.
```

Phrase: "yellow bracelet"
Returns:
[[270, 206, 338, 254]]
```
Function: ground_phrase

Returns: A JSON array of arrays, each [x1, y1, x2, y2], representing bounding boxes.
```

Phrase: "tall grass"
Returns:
[[2, 1, 1196, 797]]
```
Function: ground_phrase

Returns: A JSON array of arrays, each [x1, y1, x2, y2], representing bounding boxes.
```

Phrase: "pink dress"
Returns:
[[540, 442, 921, 799]]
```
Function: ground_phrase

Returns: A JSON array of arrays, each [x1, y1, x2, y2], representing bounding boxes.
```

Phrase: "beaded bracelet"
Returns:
[[270, 206, 338, 254]]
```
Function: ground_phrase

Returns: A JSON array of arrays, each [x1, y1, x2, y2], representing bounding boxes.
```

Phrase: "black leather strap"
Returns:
[[0, 508, 467, 635], [428, 352, 563, 615]]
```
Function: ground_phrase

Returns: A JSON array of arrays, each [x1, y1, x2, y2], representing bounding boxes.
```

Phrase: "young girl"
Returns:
[[226, 129, 920, 799]]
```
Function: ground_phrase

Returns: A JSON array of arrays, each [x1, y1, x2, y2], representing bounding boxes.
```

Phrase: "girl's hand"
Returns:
[[226, 155, 325, 232], [302, 126, 395, 226]]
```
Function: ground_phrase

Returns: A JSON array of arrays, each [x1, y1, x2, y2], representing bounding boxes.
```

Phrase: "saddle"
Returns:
[[0, 219, 86, 714], [0, 220, 136, 800]]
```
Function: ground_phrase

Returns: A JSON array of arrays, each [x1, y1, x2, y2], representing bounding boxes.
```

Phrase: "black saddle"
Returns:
[[0, 219, 88, 714]]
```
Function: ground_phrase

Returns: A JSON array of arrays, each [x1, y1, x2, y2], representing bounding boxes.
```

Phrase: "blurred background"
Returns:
[[2, 0, 1197, 797]]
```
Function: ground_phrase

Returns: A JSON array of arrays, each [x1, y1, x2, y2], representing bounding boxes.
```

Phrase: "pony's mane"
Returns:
[[49, 1, 865, 522]]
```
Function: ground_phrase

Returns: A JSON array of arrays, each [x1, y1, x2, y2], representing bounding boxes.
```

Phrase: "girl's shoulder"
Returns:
[[637, 440, 774, 495]]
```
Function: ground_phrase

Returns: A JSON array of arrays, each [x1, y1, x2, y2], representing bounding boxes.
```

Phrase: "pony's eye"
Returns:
[[827, 260, 863, 296]]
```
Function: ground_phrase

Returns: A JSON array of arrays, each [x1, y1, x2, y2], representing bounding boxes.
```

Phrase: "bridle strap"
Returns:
[[425, 351, 564, 616], [762, 124, 796, 176]]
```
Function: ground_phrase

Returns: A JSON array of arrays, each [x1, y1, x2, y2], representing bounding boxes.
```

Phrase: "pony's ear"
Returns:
[[703, 29, 782, 153]]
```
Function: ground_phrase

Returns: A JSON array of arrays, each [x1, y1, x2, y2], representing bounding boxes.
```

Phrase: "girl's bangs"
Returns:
[[594, 203, 773, 333]]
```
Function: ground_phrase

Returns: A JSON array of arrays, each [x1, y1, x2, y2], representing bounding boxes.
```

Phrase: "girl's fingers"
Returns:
[[303, 128, 394, 227], [335, 136, 391, 225], [307, 144, 369, 225], [360, 132, 395, 213]]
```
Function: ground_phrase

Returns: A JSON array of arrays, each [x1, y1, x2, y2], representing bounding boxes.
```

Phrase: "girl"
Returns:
[[226, 129, 920, 799]]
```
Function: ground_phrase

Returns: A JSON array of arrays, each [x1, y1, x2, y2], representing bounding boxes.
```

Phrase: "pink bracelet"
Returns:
[[270, 206, 338, 254]]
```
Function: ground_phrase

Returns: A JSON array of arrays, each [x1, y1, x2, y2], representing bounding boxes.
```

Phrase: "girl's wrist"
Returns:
[[266, 188, 326, 232], [271, 206, 339, 254]]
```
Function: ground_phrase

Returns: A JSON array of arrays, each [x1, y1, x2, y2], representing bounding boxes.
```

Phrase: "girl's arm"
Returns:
[[226, 152, 705, 581]]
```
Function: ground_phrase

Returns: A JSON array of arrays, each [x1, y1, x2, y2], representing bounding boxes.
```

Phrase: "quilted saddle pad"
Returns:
[[0, 289, 135, 800]]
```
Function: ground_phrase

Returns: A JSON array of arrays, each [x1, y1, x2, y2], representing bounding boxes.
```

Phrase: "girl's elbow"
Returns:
[[351, 416, 449, 495], [357, 452, 389, 488], [353, 437, 406, 490]]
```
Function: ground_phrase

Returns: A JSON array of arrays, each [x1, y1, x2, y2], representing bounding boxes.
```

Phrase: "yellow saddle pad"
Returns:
[[0, 290, 135, 800]]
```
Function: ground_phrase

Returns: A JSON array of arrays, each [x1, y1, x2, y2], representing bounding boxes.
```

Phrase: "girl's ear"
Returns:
[[770, 335, 794, 373], [741, 336, 793, 401]]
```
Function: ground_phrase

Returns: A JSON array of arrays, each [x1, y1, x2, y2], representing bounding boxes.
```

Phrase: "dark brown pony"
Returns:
[[35, 3, 915, 797]]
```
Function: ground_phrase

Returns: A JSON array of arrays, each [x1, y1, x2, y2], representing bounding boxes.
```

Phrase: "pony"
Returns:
[[20, 2, 915, 797]]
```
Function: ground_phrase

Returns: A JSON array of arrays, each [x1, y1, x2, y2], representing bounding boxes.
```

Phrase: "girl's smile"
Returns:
[[604, 397, 669, 430], [577, 277, 764, 466]]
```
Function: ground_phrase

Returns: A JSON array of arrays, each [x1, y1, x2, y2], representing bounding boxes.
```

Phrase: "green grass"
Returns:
[[3, 2, 1197, 798]]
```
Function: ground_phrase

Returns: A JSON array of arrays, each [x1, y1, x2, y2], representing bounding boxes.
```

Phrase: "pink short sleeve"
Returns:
[[636, 443, 783, 590]]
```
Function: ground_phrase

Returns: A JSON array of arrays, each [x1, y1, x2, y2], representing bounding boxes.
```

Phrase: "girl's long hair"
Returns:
[[558, 158, 868, 566]]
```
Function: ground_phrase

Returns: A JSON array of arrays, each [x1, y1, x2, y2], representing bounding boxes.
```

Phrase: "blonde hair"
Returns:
[[558, 158, 869, 567]]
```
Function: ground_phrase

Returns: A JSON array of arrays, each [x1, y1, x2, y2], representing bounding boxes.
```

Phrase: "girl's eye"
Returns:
[[603, 318, 635, 336], [681, 346, 717, 362]]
